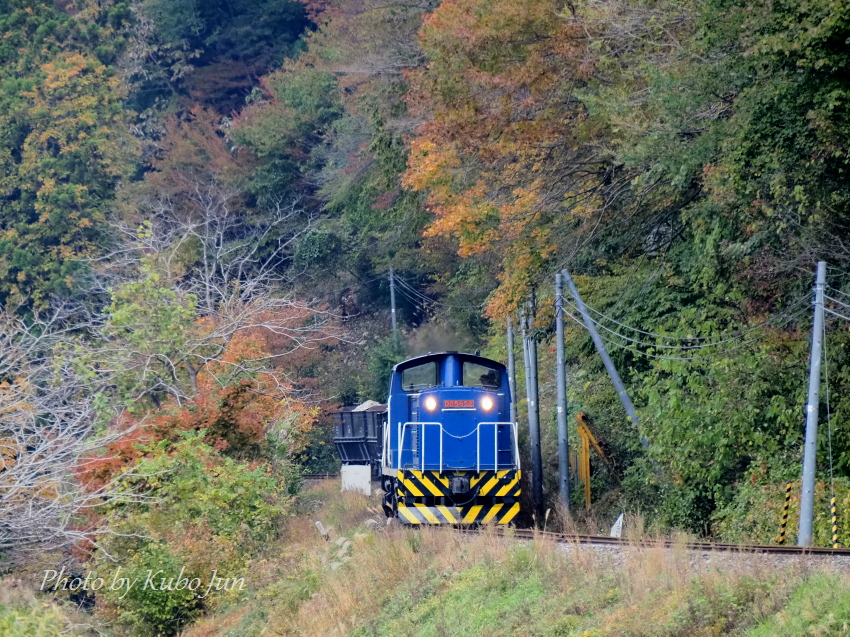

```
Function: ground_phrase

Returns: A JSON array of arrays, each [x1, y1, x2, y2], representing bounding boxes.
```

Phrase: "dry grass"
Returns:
[[4, 482, 845, 637], [0, 577, 36, 608], [288, 525, 521, 636], [185, 481, 850, 637]]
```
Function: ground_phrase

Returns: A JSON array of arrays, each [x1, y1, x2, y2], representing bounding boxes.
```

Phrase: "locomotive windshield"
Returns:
[[401, 361, 438, 391], [462, 361, 500, 389]]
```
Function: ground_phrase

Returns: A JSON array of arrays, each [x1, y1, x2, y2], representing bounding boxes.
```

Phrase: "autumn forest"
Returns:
[[2, 0, 850, 633]]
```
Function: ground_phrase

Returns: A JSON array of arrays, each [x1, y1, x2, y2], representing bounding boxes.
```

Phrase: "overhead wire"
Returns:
[[827, 264, 850, 281], [390, 265, 815, 359], [557, 293, 812, 352], [557, 304, 705, 361], [824, 291, 850, 312], [826, 284, 850, 299], [393, 274, 455, 306], [393, 281, 477, 319], [393, 279, 442, 309], [393, 277, 441, 305], [572, 293, 813, 346], [393, 283, 438, 311], [314, 273, 384, 298], [556, 298, 813, 361], [393, 274, 487, 310], [824, 300, 850, 318]]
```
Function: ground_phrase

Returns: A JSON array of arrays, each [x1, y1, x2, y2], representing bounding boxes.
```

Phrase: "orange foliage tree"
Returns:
[[74, 189, 340, 487], [81, 326, 319, 489], [403, 0, 613, 314]]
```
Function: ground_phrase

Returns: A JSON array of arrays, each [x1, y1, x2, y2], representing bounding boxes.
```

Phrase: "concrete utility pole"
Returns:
[[555, 273, 571, 512], [507, 317, 518, 425], [521, 306, 544, 520], [798, 261, 827, 547], [562, 268, 646, 445], [389, 267, 398, 343]]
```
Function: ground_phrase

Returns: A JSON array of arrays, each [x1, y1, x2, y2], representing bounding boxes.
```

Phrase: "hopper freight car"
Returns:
[[332, 402, 387, 478]]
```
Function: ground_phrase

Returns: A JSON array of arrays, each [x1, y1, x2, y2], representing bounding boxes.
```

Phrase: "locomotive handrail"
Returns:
[[397, 422, 443, 472], [382, 415, 390, 467], [476, 422, 520, 474], [397, 421, 519, 472]]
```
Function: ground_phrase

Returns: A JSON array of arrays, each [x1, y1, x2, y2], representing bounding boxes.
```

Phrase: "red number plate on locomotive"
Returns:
[[443, 400, 474, 408]]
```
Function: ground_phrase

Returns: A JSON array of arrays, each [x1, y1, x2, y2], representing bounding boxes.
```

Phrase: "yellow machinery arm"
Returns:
[[575, 411, 621, 508]]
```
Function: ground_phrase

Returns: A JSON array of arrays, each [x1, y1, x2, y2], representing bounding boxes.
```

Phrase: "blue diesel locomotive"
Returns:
[[380, 351, 521, 525]]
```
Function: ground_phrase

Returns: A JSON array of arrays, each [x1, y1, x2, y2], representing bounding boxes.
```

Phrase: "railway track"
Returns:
[[465, 527, 850, 557], [302, 474, 850, 557]]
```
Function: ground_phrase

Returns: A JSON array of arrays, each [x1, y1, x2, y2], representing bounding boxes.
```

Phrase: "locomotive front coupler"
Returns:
[[449, 475, 470, 495]]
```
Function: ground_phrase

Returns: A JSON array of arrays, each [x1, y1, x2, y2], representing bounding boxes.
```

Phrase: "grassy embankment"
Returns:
[[3, 480, 849, 636], [183, 481, 850, 637]]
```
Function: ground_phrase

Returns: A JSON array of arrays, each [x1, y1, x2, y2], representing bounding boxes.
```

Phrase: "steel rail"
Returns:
[[458, 527, 850, 556], [301, 475, 850, 555]]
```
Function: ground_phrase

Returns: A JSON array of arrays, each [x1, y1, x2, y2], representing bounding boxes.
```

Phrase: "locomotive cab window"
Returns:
[[462, 362, 500, 389], [401, 362, 438, 391]]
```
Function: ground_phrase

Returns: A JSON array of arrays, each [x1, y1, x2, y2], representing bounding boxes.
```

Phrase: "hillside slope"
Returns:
[[183, 481, 850, 637]]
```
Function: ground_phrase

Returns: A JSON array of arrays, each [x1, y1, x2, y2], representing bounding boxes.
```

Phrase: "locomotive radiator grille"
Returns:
[[396, 469, 520, 500], [397, 502, 520, 525]]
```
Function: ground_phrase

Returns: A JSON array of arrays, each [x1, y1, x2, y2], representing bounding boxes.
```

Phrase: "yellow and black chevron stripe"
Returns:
[[397, 469, 521, 499], [398, 502, 520, 525], [831, 495, 839, 549]]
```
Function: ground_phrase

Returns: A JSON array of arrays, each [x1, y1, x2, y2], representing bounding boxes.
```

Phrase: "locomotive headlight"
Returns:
[[424, 395, 438, 411], [480, 395, 495, 412]]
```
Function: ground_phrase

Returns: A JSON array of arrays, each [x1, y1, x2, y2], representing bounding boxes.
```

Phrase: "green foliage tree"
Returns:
[[95, 431, 289, 636], [128, 0, 309, 112], [0, 1, 137, 308]]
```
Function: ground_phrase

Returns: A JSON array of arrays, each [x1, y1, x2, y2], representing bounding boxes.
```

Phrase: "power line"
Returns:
[[558, 302, 812, 361], [388, 266, 815, 357], [571, 293, 812, 346], [826, 264, 850, 281], [825, 287, 850, 304], [313, 273, 384, 298], [591, 307, 809, 361], [393, 274, 487, 310], [558, 293, 812, 352], [393, 283, 438, 311], [558, 304, 704, 361]]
